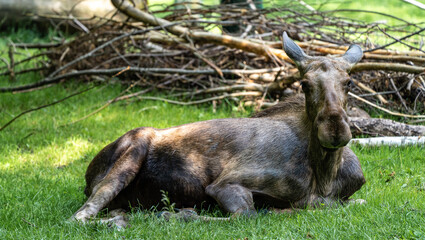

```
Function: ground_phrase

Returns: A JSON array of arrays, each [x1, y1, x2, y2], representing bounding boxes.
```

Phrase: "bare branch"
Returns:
[[0, 67, 286, 93], [0, 86, 95, 131]]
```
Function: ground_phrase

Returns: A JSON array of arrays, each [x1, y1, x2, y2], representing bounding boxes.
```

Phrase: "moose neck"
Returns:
[[307, 119, 344, 196]]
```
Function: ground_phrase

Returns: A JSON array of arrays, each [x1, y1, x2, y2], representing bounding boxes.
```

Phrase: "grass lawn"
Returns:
[[1, 82, 425, 239], [1, 3, 425, 239]]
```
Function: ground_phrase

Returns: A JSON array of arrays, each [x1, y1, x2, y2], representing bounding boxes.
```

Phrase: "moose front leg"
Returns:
[[205, 183, 256, 217], [157, 183, 255, 222], [71, 144, 147, 223], [331, 148, 366, 203], [302, 149, 366, 209]]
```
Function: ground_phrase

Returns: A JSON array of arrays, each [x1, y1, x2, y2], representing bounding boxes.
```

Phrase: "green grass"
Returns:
[[1, 81, 424, 239], [1, 83, 425, 239], [302, 0, 425, 24]]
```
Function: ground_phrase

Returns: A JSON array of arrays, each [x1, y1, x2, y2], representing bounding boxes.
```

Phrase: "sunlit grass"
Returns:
[[1, 79, 424, 239]]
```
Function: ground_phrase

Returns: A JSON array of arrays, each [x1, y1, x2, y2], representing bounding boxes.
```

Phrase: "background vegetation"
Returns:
[[1, 0, 425, 239]]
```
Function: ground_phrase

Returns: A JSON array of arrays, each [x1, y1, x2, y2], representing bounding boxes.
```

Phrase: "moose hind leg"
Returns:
[[206, 183, 256, 217], [71, 141, 149, 222]]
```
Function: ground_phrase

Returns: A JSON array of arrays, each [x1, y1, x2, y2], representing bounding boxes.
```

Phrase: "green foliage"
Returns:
[[160, 190, 176, 213]]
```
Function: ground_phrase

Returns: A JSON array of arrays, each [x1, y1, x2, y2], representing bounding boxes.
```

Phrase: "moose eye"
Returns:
[[300, 81, 310, 92]]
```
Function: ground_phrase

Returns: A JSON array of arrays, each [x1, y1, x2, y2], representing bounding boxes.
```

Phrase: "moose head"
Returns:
[[282, 32, 363, 149]]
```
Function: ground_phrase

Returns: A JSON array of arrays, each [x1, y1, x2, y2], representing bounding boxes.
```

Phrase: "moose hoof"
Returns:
[[69, 211, 92, 223]]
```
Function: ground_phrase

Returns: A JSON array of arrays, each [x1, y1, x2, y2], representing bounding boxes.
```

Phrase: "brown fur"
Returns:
[[70, 34, 366, 226]]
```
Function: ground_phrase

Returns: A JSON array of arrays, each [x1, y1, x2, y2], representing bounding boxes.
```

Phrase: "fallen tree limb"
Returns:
[[6, 61, 416, 96], [351, 62, 425, 74], [350, 117, 425, 136], [250, 100, 425, 137]]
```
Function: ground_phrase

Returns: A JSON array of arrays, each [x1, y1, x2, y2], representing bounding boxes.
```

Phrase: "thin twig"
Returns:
[[67, 75, 145, 125], [8, 46, 15, 81], [0, 51, 53, 71], [0, 67, 285, 93], [348, 92, 425, 119], [133, 91, 263, 105], [0, 66, 47, 77], [389, 77, 408, 111], [0, 86, 96, 131], [376, 26, 425, 54], [364, 26, 425, 53], [358, 90, 397, 97], [352, 79, 388, 104], [13, 42, 64, 49], [21, 218, 37, 228], [47, 24, 179, 78]]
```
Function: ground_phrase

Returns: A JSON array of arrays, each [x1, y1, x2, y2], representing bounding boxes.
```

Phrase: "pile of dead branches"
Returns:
[[1, 0, 425, 135]]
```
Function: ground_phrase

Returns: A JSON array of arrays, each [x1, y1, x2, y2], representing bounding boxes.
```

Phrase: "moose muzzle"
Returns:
[[316, 107, 352, 149]]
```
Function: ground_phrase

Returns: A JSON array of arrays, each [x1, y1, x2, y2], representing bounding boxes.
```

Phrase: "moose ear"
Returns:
[[342, 44, 363, 66], [282, 32, 310, 71]]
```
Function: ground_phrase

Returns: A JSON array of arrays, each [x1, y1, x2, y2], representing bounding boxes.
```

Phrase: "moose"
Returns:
[[71, 32, 366, 227]]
